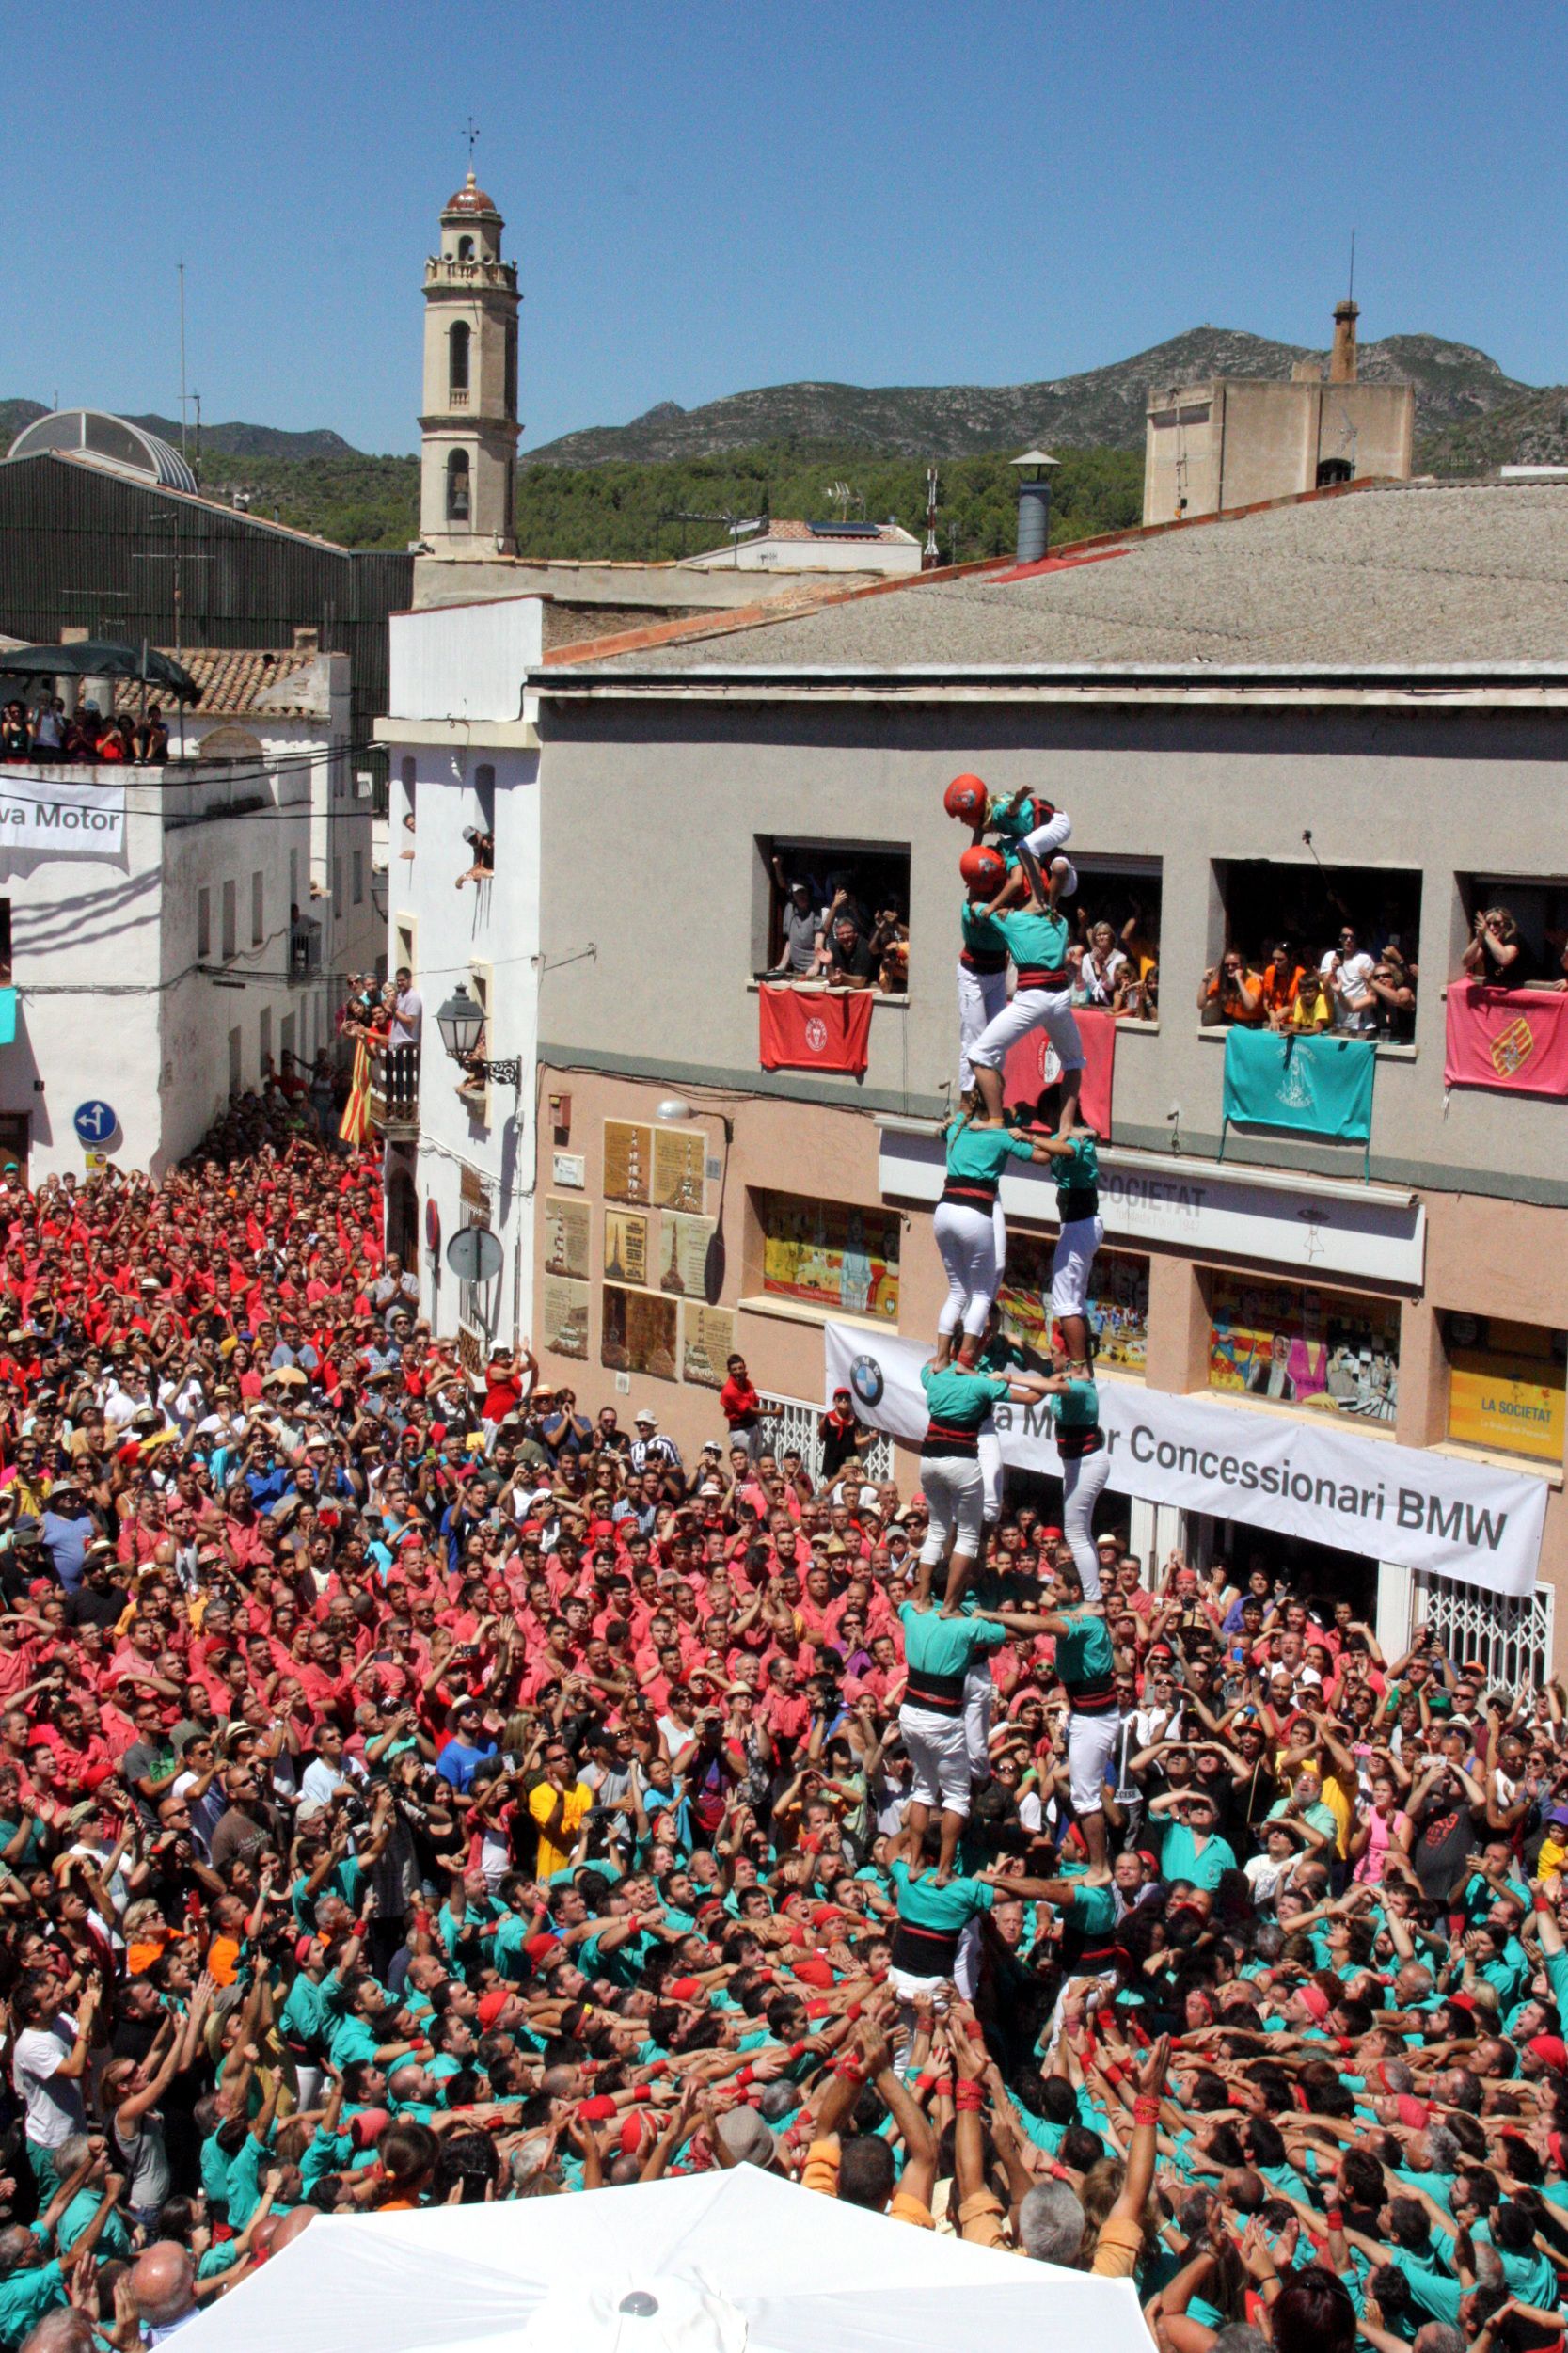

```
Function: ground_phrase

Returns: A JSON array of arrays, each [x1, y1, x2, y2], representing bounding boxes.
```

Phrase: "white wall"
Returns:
[[388, 734, 541, 1348], [685, 534, 921, 575], [0, 762, 314, 1180], [388, 597, 543, 724]]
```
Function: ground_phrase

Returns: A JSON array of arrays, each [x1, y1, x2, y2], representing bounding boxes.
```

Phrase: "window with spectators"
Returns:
[[756, 836, 910, 994], [1208, 859, 1420, 1039]]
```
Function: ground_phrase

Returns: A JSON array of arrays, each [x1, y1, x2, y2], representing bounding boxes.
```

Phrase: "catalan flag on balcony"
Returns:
[[339, 1037, 374, 1148], [1445, 982, 1568, 1099]]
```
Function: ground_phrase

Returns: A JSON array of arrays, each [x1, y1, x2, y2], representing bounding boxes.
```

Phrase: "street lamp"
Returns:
[[436, 983, 522, 1088]]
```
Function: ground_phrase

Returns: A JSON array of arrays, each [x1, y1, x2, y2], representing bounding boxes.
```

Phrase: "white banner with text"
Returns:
[[0, 775, 125, 855], [824, 1323, 1546, 1599]]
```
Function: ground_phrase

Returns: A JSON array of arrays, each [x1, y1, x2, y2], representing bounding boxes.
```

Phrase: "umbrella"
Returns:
[[0, 639, 201, 705], [168, 2170, 1150, 2353]]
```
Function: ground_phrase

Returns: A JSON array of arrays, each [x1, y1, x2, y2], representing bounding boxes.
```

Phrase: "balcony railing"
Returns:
[[289, 916, 322, 979], [372, 1042, 420, 1140]]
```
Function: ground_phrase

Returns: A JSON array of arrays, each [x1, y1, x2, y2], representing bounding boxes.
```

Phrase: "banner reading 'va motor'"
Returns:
[[824, 1322, 1547, 1601], [0, 775, 125, 855]]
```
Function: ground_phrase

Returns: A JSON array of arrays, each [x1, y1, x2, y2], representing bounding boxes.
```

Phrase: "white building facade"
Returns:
[[374, 596, 544, 1364], [163, 639, 379, 1010], [0, 758, 320, 1181]]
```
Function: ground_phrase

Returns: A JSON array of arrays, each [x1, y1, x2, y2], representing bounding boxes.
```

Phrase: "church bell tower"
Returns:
[[420, 172, 520, 554]]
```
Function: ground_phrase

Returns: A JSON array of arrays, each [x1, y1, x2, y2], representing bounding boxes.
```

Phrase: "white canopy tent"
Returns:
[[172, 2170, 1151, 2353]]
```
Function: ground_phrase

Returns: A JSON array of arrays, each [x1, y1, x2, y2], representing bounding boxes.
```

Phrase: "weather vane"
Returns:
[[466, 116, 480, 168]]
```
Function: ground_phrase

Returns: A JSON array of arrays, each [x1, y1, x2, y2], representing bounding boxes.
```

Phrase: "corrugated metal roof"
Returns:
[[0, 454, 412, 751]]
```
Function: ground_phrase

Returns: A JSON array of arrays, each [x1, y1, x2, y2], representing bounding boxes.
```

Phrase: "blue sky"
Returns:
[[1, 0, 1562, 455]]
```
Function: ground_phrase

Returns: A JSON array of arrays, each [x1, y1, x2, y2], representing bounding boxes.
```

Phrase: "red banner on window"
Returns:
[[1445, 983, 1568, 1098], [1002, 1005, 1117, 1136], [758, 986, 874, 1076]]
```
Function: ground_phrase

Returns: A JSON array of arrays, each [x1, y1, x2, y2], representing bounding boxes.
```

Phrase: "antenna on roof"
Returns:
[[924, 466, 940, 570], [178, 262, 188, 464]]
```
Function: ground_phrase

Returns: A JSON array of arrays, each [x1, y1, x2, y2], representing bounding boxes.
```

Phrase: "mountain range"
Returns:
[[524, 327, 1536, 466], [0, 326, 1546, 476], [0, 398, 356, 462]]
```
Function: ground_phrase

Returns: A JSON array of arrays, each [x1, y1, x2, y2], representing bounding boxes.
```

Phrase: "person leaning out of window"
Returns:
[[1462, 904, 1536, 987], [1196, 947, 1266, 1026]]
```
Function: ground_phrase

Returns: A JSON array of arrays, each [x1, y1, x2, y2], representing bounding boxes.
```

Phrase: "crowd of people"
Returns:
[[1196, 930, 1417, 1041], [0, 702, 168, 767], [0, 790, 1559, 2352]]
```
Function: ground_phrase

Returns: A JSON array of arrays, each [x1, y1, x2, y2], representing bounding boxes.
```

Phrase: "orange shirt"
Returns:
[[1260, 962, 1303, 1018]]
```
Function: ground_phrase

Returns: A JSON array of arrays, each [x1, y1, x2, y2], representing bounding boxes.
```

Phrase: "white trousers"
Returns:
[[962, 1661, 994, 1781], [1068, 1708, 1119, 1815], [918, 1452, 987, 1560], [1019, 810, 1073, 866], [1062, 1444, 1112, 1599], [1051, 1214, 1102, 1317], [978, 1427, 1004, 1524], [969, 984, 1085, 1078], [957, 959, 1008, 1093], [900, 1702, 973, 1816], [934, 1200, 1001, 1338]]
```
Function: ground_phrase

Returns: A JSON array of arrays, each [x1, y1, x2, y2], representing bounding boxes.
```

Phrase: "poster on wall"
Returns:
[[659, 1211, 715, 1296], [543, 1195, 591, 1281], [602, 1284, 679, 1380], [759, 1191, 900, 1320], [604, 1210, 649, 1288], [1209, 1272, 1400, 1423], [604, 1121, 652, 1206], [1446, 1314, 1567, 1466], [653, 1127, 706, 1213], [683, 1301, 735, 1388], [541, 1276, 589, 1361], [999, 1243, 1149, 1373]]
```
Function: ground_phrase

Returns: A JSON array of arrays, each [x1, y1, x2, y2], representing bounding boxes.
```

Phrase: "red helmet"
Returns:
[[959, 845, 1006, 893], [944, 773, 989, 823]]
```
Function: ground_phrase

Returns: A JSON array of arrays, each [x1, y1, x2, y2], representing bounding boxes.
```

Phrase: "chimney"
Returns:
[[292, 625, 321, 655], [1010, 449, 1060, 564], [1330, 299, 1359, 384]]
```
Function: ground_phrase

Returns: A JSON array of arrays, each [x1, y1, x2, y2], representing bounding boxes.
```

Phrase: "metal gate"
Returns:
[[1415, 1571, 1553, 1689], [759, 1391, 893, 1487]]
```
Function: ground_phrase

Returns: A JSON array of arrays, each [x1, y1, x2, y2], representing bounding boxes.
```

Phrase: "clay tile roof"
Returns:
[[112, 647, 325, 719]]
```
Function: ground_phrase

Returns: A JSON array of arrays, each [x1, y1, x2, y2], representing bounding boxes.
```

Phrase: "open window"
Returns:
[[756, 835, 911, 993], [1211, 857, 1421, 1039], [1067, 854, 1161, 1021], [447, 449, 470, 521], [1456, 873, 1568, 990]]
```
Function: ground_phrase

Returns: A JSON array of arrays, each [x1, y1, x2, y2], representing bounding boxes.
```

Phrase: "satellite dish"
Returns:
[[445, 1226, 502, 1283]]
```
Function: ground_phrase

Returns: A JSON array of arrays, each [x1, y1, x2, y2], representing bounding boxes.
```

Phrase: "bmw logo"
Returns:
[[850, 1354, 884, 1407]]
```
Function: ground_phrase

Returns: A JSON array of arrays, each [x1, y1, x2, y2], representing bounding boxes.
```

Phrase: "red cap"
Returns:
[[1298, 1983, 1331, 2023], [1528, 2034, 1568, 2074], [476, 1988, 511, 2031], [959, 844, 1006, 893], [351, 2107, 390, 2150]]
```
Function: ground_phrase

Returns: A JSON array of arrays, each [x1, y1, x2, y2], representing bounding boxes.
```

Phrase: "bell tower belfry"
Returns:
[[420, 171, 520, 553]]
